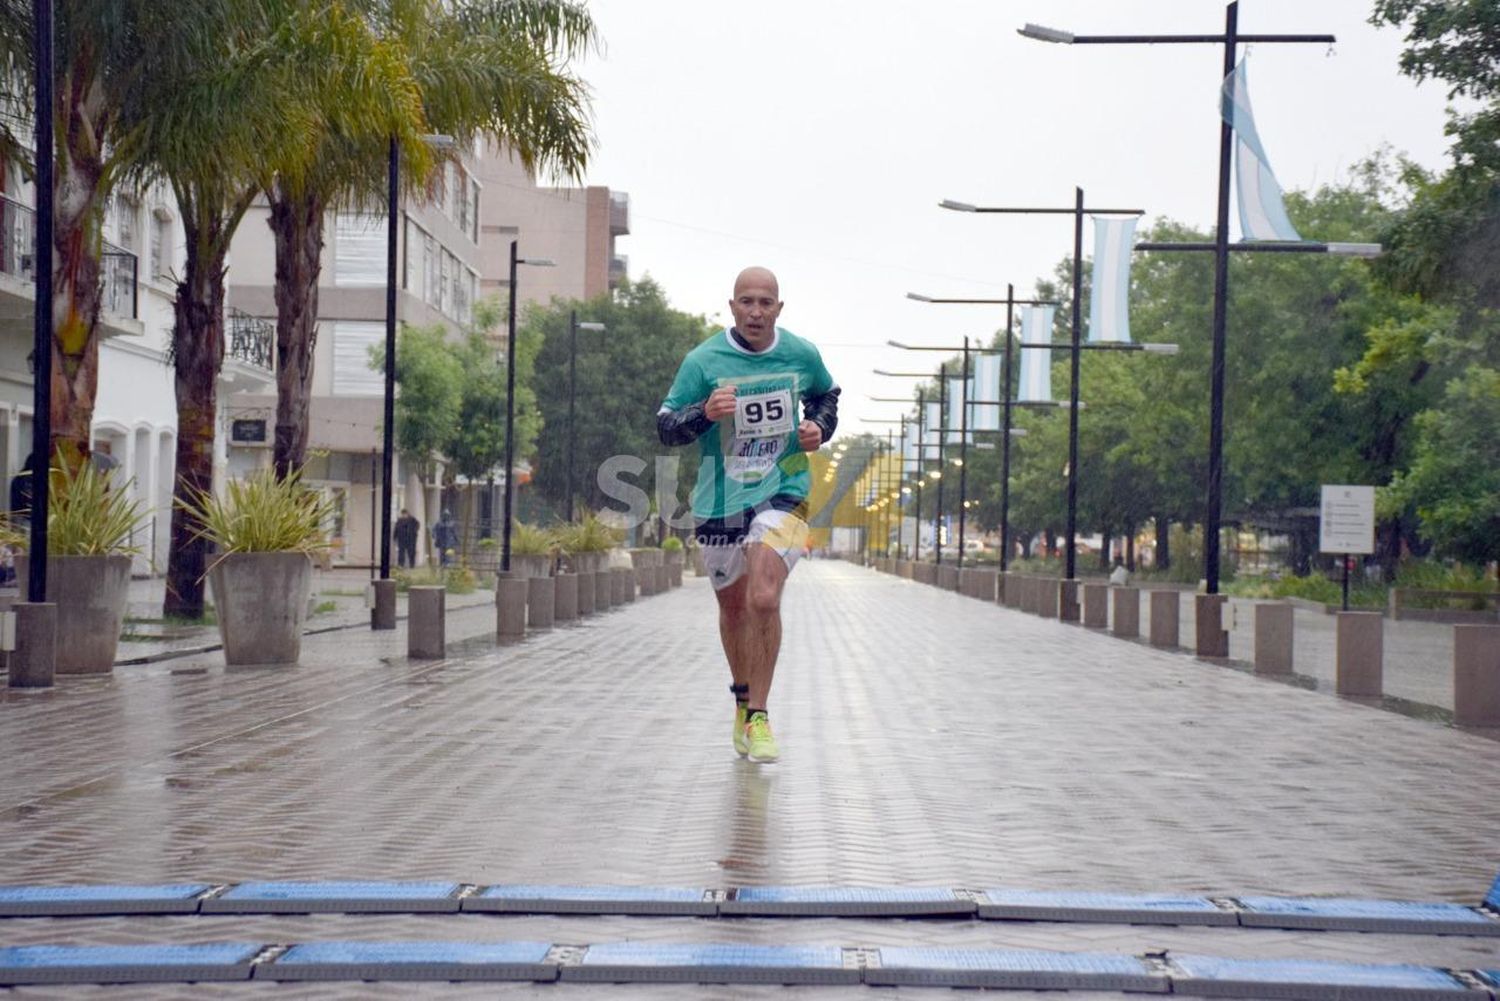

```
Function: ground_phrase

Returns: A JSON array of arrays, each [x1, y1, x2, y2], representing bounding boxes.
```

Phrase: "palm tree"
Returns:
[[264, 0, 596, 479]]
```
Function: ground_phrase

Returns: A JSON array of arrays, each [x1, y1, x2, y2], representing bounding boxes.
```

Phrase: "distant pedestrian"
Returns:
[[1109, 559, 1130, 587], [394, 508, 420, 569], [432, 509, 459, 567]]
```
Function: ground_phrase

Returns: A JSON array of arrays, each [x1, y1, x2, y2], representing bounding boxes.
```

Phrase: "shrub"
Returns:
[[509, 521, 557, 556], [47, 461, 145, 555], [178, 468, 333, 557], [661, 536, 684, 553]]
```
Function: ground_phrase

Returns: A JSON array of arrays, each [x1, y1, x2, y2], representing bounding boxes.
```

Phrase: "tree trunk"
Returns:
[[1098, 529, 1112, 571], [164, 246, 227, 618], [1126, 525, 1137, 572], [267, 185, 323, 480], [49, 61, 111, 472], [1155, 517, 1171, 571]]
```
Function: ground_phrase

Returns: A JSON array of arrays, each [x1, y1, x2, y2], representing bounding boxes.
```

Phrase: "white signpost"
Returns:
[[1320, 485, 1375, 610]]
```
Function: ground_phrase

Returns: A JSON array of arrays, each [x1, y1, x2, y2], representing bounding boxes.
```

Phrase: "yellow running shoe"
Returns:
[[733, 704, 749, 757], [744, 711, 779, 764]]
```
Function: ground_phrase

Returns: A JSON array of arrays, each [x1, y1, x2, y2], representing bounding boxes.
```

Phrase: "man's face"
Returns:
[[729, 274, 783, 351]]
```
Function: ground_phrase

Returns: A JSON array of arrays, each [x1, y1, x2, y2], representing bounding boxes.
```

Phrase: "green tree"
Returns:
[[527, 278, 709, 522], [264, 0, 595, 479]]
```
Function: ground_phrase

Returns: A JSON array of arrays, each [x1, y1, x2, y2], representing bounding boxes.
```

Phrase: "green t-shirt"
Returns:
[[660, 327, 836, 520]]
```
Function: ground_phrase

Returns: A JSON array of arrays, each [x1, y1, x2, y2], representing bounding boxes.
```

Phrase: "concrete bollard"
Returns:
[[1194, 593, 1229, 658], [996, 572, 1009, 606], [938, 565, 959, 591], [527, 575, 556, 629], [554, 573, 578, 622], [1037, 579, 1059, 619], [1112, 586, 1140, 639], [669, 561, 683, 588], [1254, 602, 1294, 675], [1082, 583, 1108, 628], [495, 574, 527, 638], [614, 566, 635, 604], [1149, 590, 1179, 649], [1058, 580, 1080, 623], [8, 603, 57, 688], [899, 560, 915, 580], [960, 568, 997, 601], [371, 578, 397, 630], [576, 571, 595, 616], [594, 568, 612, 611], [407, 586, 446, 659], [1335, 611, 1383, 696], [1020, 576, 1037, 614], [1453, 625, 1500, 727], [657, 564, 671, 593]]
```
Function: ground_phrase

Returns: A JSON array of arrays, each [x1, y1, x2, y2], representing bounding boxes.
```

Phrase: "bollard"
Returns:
[[527, 575, 556, 629], [1082, 583, 1108, 628], [960, 568, 996, 601], [1335, 611, 1383, 696], [614, 566, 635, 604], [1254, 602, 1294, 675], [576, 571, 595, 616], [8, 603, 57, 688], [1058, 580, 1080, 623], [554, 573, 578, 622], [899, 560, 915, 580], [996, 571, 1009, 606], [1020, 576, 1037, 614], [657, 564, 670, 594], [371, 578, 397, 630], [1112, 586, 1140, 639], [1149, 590, 1179, 649], [594, 567, 612, 611], [669, 561, 683, 588], [1037, 579, 1059, 619], [1453, 625, 1500, 727], [495, 574, 527, 638], [1194, 594, 1229, 657], [407, 586, 445, 659], [937, 565, 958, 591], [637, 563, 657, 597]]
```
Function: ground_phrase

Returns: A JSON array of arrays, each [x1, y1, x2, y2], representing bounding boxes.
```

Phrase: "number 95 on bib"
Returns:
[[734, 388, 795, 439]]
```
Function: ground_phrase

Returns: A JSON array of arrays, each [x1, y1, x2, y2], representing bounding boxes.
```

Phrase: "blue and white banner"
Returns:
[[1221, 57, 1301, 242], [971, 352, 1001, 430], [1018, 305, 1054, 403], [903, 432, 919, 473], [1088, 216, 1136, 343], [923, 401, 941, 450], [946, 377, 970, 443]]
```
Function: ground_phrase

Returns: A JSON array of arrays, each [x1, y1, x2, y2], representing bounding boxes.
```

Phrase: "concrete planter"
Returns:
[[207, 552, 312, 666], [567, 550, 607, 575], [508, 554, 553, 579], [17, 554, 131, 674]]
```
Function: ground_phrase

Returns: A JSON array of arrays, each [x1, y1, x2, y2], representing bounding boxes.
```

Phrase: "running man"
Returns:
[[657, 266, 839, 763]]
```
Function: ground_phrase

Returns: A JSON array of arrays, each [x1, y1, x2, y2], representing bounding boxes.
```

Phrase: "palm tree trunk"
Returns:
[[267, 184, 323, 480], [163, 247, 226, 618], [49, 60, 111, 472]]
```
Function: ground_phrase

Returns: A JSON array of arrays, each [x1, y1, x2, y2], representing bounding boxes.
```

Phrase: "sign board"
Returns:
[[230, 419, 268, 445], [1319, 485, 1375, 555]]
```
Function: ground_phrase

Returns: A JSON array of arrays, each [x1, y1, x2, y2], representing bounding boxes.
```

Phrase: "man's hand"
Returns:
[[704, 385, 737, 421], [797, 420, 824, 452]]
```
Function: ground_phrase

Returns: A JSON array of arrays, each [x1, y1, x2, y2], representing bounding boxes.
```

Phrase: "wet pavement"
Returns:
[[0, 560, 1496, 996]]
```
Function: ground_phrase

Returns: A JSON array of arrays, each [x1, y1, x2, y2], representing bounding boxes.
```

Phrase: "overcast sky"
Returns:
[[575, 1, 1455, 434]]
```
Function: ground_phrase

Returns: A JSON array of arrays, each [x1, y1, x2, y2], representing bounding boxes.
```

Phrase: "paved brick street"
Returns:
[[0, 560, 1496, 996]]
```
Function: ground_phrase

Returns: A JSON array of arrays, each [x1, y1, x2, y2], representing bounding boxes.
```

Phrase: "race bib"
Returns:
[[734, 388, 795, 439]]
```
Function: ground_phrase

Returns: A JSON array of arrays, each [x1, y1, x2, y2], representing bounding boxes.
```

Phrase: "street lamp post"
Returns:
[[1019, 5, 1375, 592], [501, 241, 555, 574], [565, 310, 606, 523]]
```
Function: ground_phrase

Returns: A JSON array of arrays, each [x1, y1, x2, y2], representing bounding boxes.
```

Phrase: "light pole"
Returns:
[[565, 310, 606, 523], [1019, 5, 1377, 592], [501, 240, 555, 574], [875, 365, 952, 565], [939, 191, 1145, 579]]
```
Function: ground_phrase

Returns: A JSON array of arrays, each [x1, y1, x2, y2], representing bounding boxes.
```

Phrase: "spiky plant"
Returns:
[[177, 468, 333, 560], [47, 461, 145, 556]]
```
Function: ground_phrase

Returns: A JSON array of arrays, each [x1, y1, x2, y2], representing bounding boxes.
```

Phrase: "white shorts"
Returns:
[[699, 508, 809, 591]]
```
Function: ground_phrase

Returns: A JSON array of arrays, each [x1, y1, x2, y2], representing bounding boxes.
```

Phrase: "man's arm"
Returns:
[[656, 401, 715, 446], [802, 386, 840, 444]]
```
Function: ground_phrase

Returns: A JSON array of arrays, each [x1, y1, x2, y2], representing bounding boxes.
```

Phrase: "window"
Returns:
[[469, 180, 480, 242], [331, 321, 385, 396], [149, 209, 170, 279], [334, 213, 385, 286], [114, 194, 137, 252], [423, 234, 438, 308], [438, 249, 452, 315]]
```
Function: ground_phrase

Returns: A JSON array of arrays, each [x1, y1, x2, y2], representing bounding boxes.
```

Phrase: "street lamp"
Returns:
[[938, 189, 1145, 580], [501, 241, 554, 574], [566, 310, 606, 523], [1017, 3, 1376, 593]]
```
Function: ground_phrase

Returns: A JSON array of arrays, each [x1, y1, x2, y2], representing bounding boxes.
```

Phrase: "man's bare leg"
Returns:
[[741, 543, 789, 710]]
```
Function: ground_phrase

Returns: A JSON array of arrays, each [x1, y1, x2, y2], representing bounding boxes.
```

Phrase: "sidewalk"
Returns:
[[0, 560, 1496, 996]]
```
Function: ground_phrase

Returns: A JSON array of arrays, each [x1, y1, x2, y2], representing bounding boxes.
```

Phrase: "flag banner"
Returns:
[[1221, 58, 1302, 242], [946, 377, 971, 444], [1018, 306, 1055, 403], [903, 432, 919, 473], [971, 352, 1001, 430], [923, 401, 941, 449], [1088, 215, 1137, 343]]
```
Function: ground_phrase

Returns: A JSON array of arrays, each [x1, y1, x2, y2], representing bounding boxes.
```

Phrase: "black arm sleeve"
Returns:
[[657, 401, 715, 447], [802, 387, 840, 445]]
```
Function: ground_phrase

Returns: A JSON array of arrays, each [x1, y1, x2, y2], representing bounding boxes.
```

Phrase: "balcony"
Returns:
[[227, 308, 273, 371], [609, 191, 630, 236], [608, 254, 628, 288], [0, 192, 142, 339]]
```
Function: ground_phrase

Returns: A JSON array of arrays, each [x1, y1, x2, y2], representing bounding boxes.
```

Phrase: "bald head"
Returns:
[[728, 266, 783, 351]]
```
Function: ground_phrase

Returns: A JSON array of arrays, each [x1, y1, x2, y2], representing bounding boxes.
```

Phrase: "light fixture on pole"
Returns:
[[1018, 3, 1375, 593], [566, 310, 606, 523], [501, 241, 555, 574]]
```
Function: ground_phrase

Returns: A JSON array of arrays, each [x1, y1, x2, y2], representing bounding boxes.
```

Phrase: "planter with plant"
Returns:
[[560, 514, 623, 574], [15, 462, 144, 674], [661, 535, 685, 587], [178, 468, 333, 665], [506, 522, 557, 578]]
